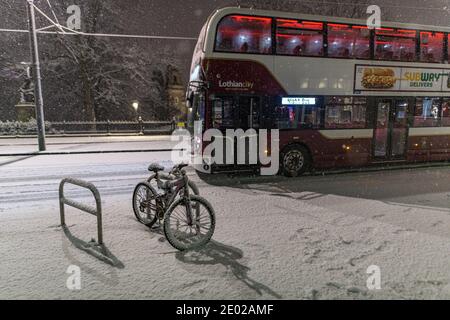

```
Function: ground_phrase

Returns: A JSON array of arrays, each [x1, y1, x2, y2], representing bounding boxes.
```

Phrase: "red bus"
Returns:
[[187, 7, 450, 176]]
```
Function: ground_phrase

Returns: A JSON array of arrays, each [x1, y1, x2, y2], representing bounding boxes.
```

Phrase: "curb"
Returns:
[[0, 148, 184, 157], [308, 161, 450, 176], [0, 132, 172, 139]]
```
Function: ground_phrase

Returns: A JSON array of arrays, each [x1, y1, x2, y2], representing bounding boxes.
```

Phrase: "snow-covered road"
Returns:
[[2, 136, 450, 299]]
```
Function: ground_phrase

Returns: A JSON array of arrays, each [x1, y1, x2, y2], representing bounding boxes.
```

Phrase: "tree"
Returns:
[[0, 0, 31, 120], [0, 0, 182, 122], [41, 0, 181, 121]]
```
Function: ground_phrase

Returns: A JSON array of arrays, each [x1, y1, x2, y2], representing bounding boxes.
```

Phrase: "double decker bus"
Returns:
[[187, 7, 450, 176]]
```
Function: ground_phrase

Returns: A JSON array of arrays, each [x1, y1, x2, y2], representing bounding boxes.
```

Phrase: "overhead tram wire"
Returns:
[[45, 0, 61, 26], [30, 1, 65, 33], [0, 27, 198, 41], [0, 1, 197, 41], [44, 0, 64, 32]]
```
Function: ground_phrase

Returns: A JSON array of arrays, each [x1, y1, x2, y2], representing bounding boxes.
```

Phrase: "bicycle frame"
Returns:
[[150, 170, 195, 226]]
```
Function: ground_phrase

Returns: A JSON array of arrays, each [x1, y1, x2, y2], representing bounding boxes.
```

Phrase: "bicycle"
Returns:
[[147, 163, 200, 198], [132, 163, 216, 251]]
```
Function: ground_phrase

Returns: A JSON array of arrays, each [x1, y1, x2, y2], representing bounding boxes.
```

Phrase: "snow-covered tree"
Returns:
[[0, 0, 182, 122], [42, 0, 181, 121]]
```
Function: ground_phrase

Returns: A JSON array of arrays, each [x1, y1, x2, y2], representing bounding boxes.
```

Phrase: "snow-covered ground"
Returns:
[[2, 136, 450, 299], [0, 135, 177, 154]]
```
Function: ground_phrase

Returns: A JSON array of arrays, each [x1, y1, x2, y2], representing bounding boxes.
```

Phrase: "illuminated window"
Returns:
[[276, 19, 324, 57], [215, 15, 272, 54], [442, 99, 450, 126], [212, 97, 235, 128], [420, 32, 444, 63], [414, 98, 441, 127], [375, 28, 417, 62], [325, 97, 367, 129], [274, 105, 322, 129], [327, 24, 371, 59], [447, 34, 450, 62]]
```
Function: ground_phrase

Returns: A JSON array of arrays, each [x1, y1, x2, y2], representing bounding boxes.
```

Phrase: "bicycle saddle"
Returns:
[[148, 163, 165, 173]]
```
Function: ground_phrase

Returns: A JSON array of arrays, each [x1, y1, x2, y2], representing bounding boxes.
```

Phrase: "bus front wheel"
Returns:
[[281, 145, 311, 177]]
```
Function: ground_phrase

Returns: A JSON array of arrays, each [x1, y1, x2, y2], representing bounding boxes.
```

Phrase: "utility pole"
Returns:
[[26, 0, 46, 151]]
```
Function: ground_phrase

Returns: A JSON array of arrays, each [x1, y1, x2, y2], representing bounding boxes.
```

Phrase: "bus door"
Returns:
[[373, 98, 409, 160], [211, 95, 261, 168], [238, 96, 261, 130], [235, 96, 261, 166]]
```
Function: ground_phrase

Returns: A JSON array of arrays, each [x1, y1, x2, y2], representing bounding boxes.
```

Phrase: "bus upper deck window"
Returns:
[[276, 19, 324, 57], [375, 28, 417, 62], [215, 15, 272, 54], [420, 32, 444, 63], [327, 24, 370, 59]]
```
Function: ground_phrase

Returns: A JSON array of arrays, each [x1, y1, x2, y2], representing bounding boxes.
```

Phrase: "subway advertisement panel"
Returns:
[[354, 65, 450, 92]]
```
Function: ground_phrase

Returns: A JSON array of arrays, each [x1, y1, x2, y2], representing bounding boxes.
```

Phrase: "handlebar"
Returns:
[[169, 163, 189, 176]]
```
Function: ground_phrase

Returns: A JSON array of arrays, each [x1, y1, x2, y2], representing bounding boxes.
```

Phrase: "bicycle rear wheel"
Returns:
[[163, 195, 215, 251], [132, 182, 159, 228]]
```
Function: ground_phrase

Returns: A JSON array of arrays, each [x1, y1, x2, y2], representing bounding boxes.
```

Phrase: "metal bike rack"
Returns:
[[59, 178, 103, 245], [58, 178, 124, 268]]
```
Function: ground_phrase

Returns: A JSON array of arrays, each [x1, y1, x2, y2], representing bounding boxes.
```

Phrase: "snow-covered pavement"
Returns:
[[2, 137, 450, 299], [0, 135, 177, 154]]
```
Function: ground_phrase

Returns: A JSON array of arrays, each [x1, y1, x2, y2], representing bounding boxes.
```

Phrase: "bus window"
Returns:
[[187, 91, 206, 132], [327, 24, 370, 59], [375, 28, 417, 62], [212, 97, 235, 129], [324, 97, 367, 129], [420, 32, 444, 63], [215, 15, 272, 54], [192, 93, 205, 119], [238, 96, 260, 129], [274, 105, 322, 129], [276, 19, 324, 57], [442, 99, 450, 126], [448, 34, 450, 62], [413, 98, 441, 127]]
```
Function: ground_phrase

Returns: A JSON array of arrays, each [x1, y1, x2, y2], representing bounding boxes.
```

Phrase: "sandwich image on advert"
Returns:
[[361, 68, 396, 89]]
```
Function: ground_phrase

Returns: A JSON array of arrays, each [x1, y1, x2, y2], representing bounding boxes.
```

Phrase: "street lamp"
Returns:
[[132, 101, 139, 112], [132, 101, 143, 135]]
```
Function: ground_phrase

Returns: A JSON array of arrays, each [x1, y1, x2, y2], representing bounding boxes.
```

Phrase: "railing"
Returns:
[[0, 120, 177, 136], [50, 120, 176, 135], [59, 178, 103, 245]]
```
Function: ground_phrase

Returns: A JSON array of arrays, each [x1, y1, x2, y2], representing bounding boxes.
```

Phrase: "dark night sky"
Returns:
[[115, 0, 450, 37], [3, 0, 450, 80], [6, 1, 450, 38]]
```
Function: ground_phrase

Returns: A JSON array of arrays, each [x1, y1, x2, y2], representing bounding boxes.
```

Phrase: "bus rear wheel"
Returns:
[[281, 145, 311, 177]]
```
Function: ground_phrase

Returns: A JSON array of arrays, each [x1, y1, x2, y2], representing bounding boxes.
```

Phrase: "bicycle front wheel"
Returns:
[[163, 195, 215, 251]]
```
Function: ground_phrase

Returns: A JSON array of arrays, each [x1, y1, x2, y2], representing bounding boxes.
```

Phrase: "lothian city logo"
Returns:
[[218, 80, 254, 89]]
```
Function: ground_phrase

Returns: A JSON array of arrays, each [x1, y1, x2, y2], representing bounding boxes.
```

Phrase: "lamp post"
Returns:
[[132, 101, 143, 135], [26, 0, 46, 151]]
